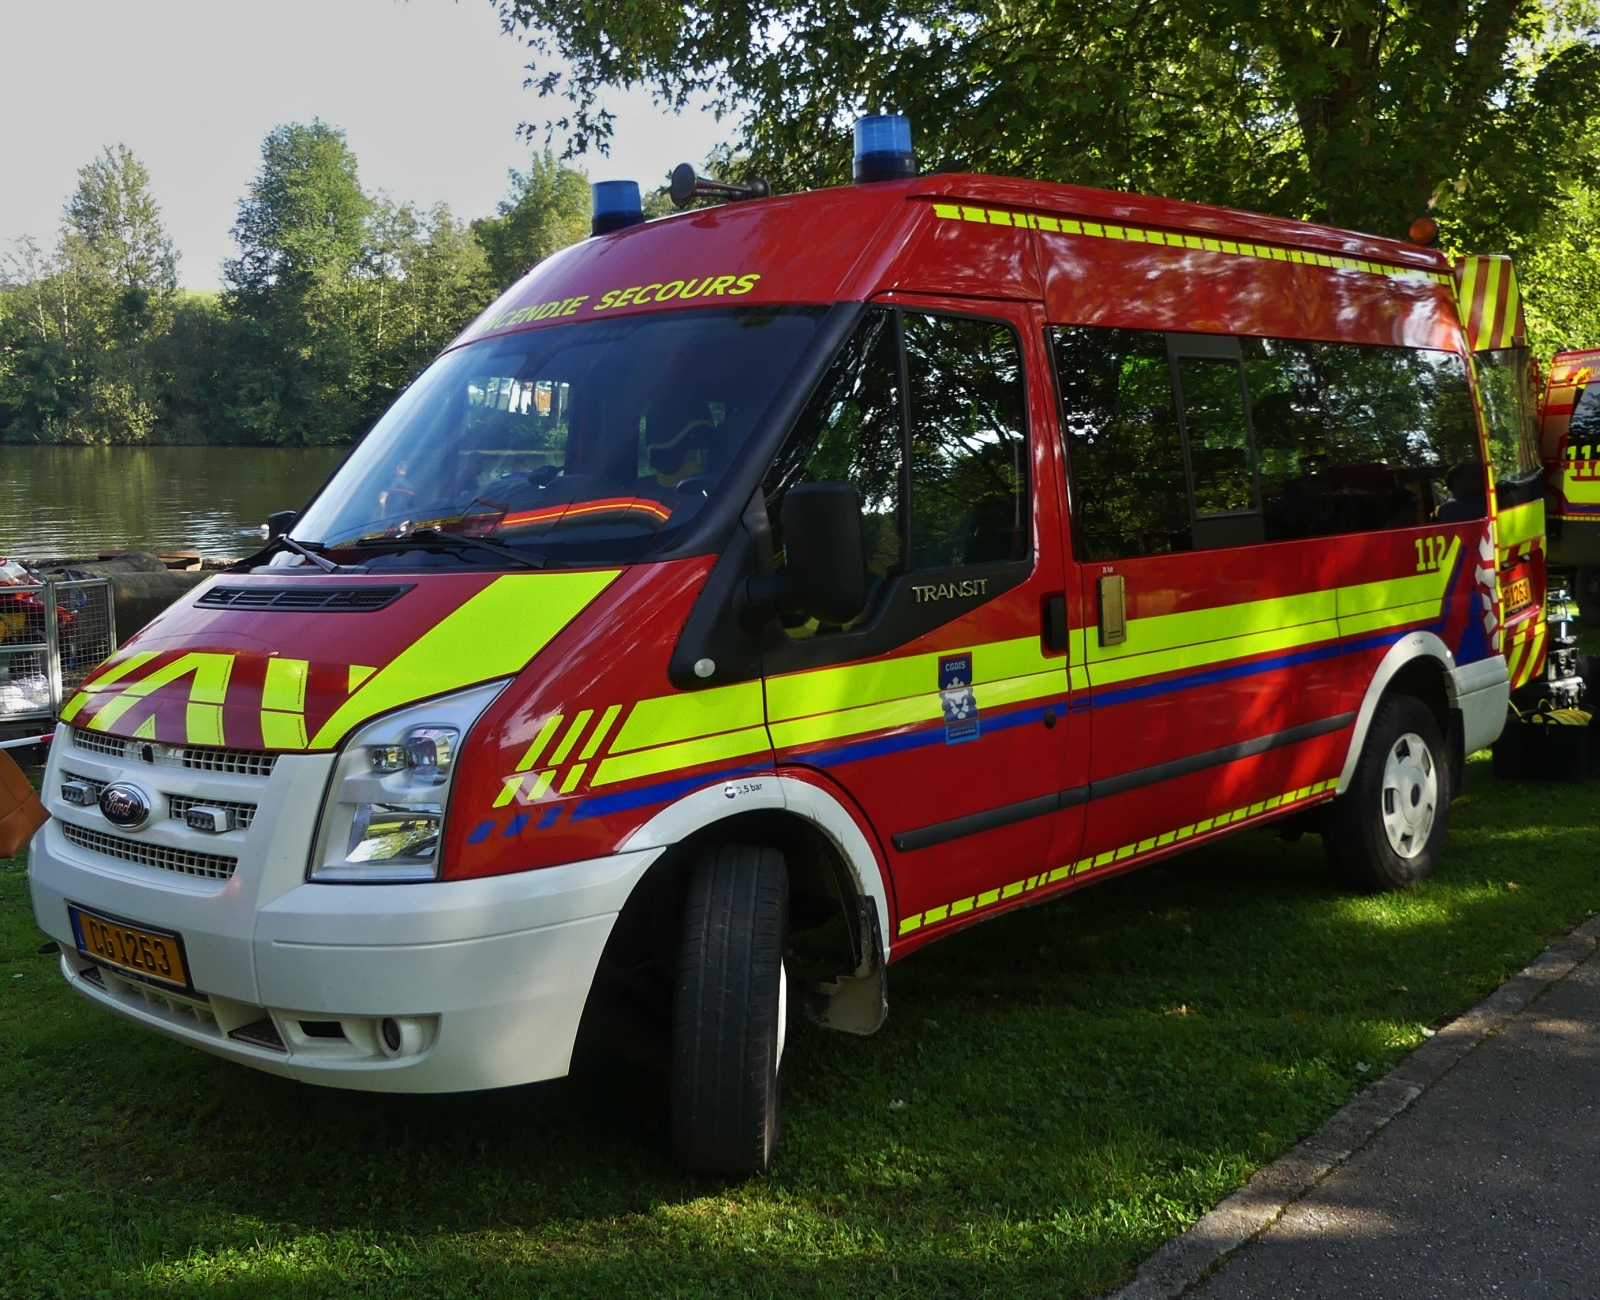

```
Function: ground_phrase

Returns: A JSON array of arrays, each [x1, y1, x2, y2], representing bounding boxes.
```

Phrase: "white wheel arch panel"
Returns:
[[618, 771, 892, 964], [1337, 631, 1473, 791]]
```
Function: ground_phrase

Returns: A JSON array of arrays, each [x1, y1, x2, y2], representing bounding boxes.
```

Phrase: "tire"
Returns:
[[670, 843, 789, 1176], [1575, 567, 1600, 629], [1324, 694, 1451, 892]]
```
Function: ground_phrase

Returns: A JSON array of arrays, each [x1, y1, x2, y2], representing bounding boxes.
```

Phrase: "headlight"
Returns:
[[310, 681, 507, 883]]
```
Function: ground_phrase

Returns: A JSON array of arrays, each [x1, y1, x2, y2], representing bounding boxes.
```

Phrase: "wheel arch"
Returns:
[[1337, 631, 1459, 792]]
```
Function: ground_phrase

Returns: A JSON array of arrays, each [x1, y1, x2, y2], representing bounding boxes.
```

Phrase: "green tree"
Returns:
[[471, 150, 590, 289], [0, 146, 179, 443], [221, 120, 374, 444], [364, 198, 494, 403], [497, 0, 1600, 242]]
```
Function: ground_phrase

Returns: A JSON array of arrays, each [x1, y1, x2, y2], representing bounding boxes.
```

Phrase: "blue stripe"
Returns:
[[569, 762, 772, 822], [1089, 620, 1449, 711]]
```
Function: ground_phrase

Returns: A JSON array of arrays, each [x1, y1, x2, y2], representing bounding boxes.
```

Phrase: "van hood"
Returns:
[[61, 569, 620, 752]]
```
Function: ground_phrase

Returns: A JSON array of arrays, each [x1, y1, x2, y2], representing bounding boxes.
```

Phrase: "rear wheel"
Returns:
[[670, 843, 788, 1176], [1324, 695, 1450, 892]]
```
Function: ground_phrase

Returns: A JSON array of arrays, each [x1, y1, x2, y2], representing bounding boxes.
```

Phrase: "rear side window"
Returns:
[[767, 307, 1030, 624], [1054, 325, 1483, 559], [1244, 340, 1480, 538]]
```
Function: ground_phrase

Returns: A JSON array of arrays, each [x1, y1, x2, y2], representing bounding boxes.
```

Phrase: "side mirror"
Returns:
[[266, 510, 298, 539], [779, 482, 869, 625]]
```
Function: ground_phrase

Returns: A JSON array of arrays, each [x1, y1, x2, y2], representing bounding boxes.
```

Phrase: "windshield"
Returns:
[[290, 307, 824, 567]]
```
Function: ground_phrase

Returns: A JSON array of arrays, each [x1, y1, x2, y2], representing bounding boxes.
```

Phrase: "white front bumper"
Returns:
[[29, 732, 658, 1092]]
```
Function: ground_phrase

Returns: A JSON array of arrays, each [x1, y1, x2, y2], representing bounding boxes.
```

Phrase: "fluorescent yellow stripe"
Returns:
[[348, 665, 376, 693], [767, 635, 1051, 721], [610, 680, 765, 753], [310, 570, 618, 748], [516, 714, 564, 771], [1495, 499, 1544, 552], [1336, 537, 1459, 623], [88, 652, 235, 733], [770, 694, 934, 749], [262, 658, 309, 713], [559, 762, 587, 793], [578, 704, 622, 759], [187, 703, 225, 746], [131, 715, 157, 739], [770, 666, 1065, 749], [493, 774, 524, 808], [526, 769, 556, 801], [591, 725, 770, 788], [77, 649, 159, 695], [1499, 262, 1520, 349], [548, 709, 593, 764], [260, 710, 308, 749], [1455, 257, 1480, 347]]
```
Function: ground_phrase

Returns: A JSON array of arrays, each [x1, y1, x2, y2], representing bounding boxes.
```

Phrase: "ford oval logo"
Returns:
[[99, 782, 152, 830]]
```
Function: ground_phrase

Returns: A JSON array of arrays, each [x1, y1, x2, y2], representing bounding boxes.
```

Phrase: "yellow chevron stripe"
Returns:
[[929, 204, 1451, 286], [896, 777, 1341, 936]]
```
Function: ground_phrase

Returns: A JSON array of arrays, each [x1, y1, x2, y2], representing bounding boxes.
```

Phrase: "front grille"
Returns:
[[72, 729, 126, 758], [62, 822, 237, 881], [198, 584, 412, 612], [72, 728, 278, 778], [181, 746, 277, 778], [167, 794, 257, 830]]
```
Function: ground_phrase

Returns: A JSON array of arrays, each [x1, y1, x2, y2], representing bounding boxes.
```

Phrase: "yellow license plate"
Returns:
[[1504, 575, 1534, 615], [69, 904, 191, 989]]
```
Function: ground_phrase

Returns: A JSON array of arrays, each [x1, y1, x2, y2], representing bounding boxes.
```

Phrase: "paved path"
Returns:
[[1112, 916, 1600, 1299], [1194, 943, 1600, 1298]]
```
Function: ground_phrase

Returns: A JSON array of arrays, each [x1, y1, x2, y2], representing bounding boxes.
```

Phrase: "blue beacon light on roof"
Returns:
[[853, 114, 916, 184], [591, 181, 645, 236]]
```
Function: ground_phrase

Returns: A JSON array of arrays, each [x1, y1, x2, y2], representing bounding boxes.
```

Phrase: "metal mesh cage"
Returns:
[[0, 577, 116, 723]]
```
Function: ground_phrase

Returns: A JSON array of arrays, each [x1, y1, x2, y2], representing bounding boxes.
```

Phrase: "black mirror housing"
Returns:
[[266, 510, 298, 539], [781, 482, 868, 625]]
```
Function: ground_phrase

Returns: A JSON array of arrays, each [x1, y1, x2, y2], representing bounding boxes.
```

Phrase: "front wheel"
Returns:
[[670, 843, 789, 1176], [1324, 695, 1450, 892]]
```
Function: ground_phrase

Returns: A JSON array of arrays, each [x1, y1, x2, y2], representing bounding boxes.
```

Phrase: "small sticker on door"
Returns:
[[939, 652, 980, 744]]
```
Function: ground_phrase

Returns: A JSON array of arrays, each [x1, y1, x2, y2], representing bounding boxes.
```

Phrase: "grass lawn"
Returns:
[[4, 731, 1599, 1297]]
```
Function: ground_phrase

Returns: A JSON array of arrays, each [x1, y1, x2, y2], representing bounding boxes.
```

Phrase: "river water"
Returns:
[[1, 446, 350, 560]]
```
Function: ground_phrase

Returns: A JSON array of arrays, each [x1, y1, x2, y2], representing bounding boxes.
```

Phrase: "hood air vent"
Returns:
[[198, 584, 413, 613]]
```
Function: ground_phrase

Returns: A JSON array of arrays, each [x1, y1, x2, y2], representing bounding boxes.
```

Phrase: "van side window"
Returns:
[[1052, 326, 1191, 560], [765, 308, 905, 585], [903, 313, 1029, 568], [1243, 339, 1482, 538]]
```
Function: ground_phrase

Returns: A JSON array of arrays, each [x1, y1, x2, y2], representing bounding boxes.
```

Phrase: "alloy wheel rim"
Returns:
[[1380, 731, 1437, 858]]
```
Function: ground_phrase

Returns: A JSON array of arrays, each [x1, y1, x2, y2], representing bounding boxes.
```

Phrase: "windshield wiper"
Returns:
[[264, 534, 343, 573], [353, 529, 547, 569]]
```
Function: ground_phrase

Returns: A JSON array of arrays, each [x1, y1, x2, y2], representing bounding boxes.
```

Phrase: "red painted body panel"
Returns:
[[64, 171, 1501, 967], [441, 559, 730, 879]]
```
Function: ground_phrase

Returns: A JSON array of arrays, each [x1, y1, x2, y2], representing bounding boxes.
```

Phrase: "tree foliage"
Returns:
[[498, 0, 1600, 240], [473, 149, 591, 287], [0, 128, 590, 445]]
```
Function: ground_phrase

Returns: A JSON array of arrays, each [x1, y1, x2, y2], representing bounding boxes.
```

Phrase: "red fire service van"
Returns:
[[1537, 347, 1600, 623], [29, 116, 1548, 1175]]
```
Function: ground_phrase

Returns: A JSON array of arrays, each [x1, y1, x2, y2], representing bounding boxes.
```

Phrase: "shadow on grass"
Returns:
[[2, 757, 1598, 1298]]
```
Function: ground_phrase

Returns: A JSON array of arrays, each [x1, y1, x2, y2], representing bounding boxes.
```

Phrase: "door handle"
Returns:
[[1042, 594, 1067, 652], [1098, 574, 1127, 646]]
